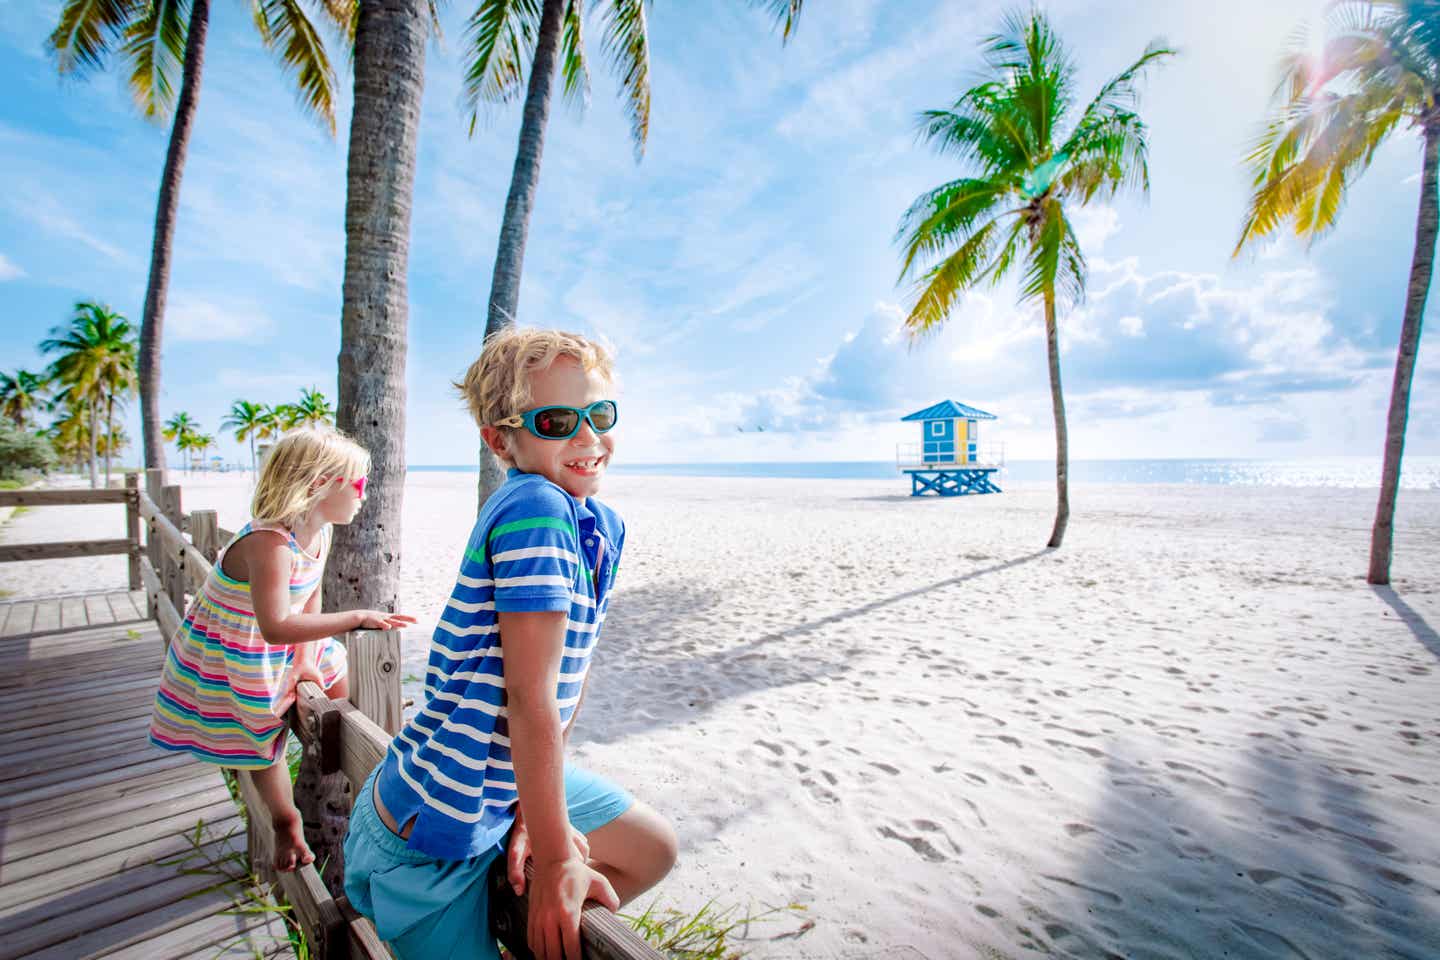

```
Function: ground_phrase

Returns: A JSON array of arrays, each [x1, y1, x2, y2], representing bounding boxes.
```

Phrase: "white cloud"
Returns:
[[167, 296, 276, 342], [0, 252, 23, 280]]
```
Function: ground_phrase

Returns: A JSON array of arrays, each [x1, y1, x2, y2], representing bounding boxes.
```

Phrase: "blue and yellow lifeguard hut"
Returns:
[[897, 400, 1002, 496]]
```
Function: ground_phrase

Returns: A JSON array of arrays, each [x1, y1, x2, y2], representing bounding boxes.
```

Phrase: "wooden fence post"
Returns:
[[144, 469, 164, 620], [124, 474, 140, 590], [191, 510, 220, 565], [160, 484, 185, 615], [348, 629, 404, 736]]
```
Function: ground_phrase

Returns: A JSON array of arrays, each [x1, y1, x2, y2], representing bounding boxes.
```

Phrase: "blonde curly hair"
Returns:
[[456, 328, 616, 431], [251, 424, 370, 528]]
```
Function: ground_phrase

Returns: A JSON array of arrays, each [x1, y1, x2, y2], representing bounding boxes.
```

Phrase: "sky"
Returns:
[[2, 0, 1437, 466]]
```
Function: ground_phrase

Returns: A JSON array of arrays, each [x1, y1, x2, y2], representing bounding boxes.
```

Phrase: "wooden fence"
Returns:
[[127, 470, 662, 960]]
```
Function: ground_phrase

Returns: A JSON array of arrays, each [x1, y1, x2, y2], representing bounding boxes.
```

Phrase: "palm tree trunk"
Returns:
[[103, 393, 114, 487], [329, 0, 428, 615], [477, 0, 566, 513], [1368, 123, 1438, 585], [87, 396, 99, 488], [250, 434, 257, 478], [138, 0, 210, 485], [320, 0, 429, 892], [1044, 289, 1069, 548]]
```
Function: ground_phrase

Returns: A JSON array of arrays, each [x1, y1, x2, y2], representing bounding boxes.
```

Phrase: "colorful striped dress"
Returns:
[[149, 521, 348, 768]]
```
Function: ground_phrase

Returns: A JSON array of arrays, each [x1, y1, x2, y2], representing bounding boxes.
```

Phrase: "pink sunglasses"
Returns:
[[350, 476, 367, 498]]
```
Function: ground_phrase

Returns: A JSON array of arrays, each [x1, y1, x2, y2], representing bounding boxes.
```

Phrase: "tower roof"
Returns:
[[900, 400, 997, 422]]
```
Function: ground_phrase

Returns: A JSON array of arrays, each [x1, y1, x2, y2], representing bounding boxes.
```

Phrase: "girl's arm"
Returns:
[[245, 532, 412, 646]]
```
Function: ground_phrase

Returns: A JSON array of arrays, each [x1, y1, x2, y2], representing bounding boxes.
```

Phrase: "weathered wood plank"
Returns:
[[347, 629, 403, 736], [125, 474, 141, 589], [2, 764, 214, 824], [0, 602, 36, 637], [0, 539, 133, 563], [0, 720, 150, 770], [0, 752, 197, 814], [0, 777, 225, 849], [59, 595, 88, 628], [0, 837, 252, 959], [0, 730, 177, 785], [0, 644, 159, 687], [0, 811, 242, 911], [83, 593, 116, 626], [12, 876, 253, 960], [29, 599, 62, 633], [98, 906, 295, 960], [0, 672, 160, 712], [0, 691, 156, 738], [0, 489, 129, 507], [0, 799, 239, 884], [140, 556, 183, 644]]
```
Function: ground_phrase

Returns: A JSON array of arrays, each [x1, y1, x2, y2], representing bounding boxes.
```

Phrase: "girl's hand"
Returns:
[[353, 610, 418, 631], [527, 855, 618, 960], [291, 662, 326, 691], [506, 808, 591, 896]]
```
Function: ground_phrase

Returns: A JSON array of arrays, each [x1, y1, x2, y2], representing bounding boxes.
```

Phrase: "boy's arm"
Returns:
[[502, 609, 617, 960]]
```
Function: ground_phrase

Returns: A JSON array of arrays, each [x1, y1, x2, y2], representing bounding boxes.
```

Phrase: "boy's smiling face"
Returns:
[[494, 355, 616, 500]]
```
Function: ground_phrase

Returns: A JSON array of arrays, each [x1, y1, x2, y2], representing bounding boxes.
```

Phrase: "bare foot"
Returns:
[[273, 813, 314, 873]]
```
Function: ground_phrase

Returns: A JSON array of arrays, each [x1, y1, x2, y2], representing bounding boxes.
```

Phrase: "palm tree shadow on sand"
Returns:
[[1370, 586, 1440, 662], [574, 550, 1049, 749], [1017, 732, 1438, 958]]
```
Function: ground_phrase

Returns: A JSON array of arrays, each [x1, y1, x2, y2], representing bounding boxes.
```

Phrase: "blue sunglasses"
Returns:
[[496, 400, 619, 440]]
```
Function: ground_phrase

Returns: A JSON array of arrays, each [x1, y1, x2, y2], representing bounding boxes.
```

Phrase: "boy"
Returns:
[[343, 329, 677, 960]]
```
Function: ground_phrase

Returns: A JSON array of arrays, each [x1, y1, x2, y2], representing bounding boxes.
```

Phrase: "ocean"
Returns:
[[410, 457, 1440, 489]]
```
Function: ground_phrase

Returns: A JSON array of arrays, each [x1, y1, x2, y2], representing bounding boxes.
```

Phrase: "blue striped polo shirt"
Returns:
[[373, 469, 625, 858]]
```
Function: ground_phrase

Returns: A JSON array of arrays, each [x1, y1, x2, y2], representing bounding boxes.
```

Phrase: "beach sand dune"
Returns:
[[4, 472, 1437, 958]]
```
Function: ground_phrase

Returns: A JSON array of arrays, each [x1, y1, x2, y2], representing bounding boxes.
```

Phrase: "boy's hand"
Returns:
[[527, 855, 618, 960], [353, 609, 418, 631], [507, 807, 591, 895]]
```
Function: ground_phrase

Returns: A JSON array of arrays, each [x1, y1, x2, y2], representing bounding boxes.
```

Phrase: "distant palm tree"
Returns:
[[1235, 0, 1438, 585], [40, 302, 139, 488], [896, 10, 1172, 548], [221, 399, 268, 476], [46, 401, 90, 472], [292, 387, 335, 426], [466, 0, 808, 508], [176, 430, 202, 473], [48, 0, 353, 482], [163, 411, 200, 465], [0, 370, 47, 428]]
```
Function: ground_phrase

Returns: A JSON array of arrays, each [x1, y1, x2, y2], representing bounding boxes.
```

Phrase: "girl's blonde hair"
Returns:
[[457, 328, 616, 430], [251, 425, 370, 528]]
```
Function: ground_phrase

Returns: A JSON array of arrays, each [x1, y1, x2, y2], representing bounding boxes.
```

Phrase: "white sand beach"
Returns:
[[3, 471, 1437, 958]]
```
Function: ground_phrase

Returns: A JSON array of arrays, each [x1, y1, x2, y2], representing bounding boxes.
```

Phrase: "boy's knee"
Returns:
[[649, 813, 679, 876]]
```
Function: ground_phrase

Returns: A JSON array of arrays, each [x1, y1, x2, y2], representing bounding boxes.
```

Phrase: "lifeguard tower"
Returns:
[[896, 400, 1004, 496]]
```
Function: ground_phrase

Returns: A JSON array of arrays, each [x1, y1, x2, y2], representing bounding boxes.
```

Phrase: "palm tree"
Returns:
[[1235, 0, 1438, 585], [163, 411, 199, 466], [292, 387, 336, 426], [40, 302, 139, 488], [175, 429, 202, 473], [466, 0, 808, 508], [221, 399, 269, 476], [48, 0, 353, 483], [0, 370, 47, 428], [46, 401, 90, 473], [896, 10, 1172, 548]]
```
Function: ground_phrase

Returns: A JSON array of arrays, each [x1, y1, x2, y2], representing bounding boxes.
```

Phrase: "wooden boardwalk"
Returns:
[[0, 592, 295, 960]]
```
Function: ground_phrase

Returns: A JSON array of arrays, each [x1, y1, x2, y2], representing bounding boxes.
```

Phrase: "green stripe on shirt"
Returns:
[[487, 516, 577, 543]]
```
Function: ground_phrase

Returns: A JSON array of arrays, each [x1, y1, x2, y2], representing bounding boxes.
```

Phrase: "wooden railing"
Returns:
[[0, 479, 142, 588], [131, 470, 661, 960]]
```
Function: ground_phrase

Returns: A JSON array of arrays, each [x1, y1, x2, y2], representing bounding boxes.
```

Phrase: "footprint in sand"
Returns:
[[877, 824, 949, 862]]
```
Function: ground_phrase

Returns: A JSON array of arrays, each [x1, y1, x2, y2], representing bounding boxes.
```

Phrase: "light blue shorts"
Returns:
[[342, 764, 633, 960]]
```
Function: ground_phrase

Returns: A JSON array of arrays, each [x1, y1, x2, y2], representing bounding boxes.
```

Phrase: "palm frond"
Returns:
[[599, 0, 651, 159], [48, 0, 139, 75], [1020, 198, 1085, 308], [748, 0, 803, 43], [253, 0, 340, 134], [120, 0, 189, 119], [895, 176, 1014, 280], [557, 0, 590, 109], [461, 0, 541, 133], [904, 216, 1010, 337]]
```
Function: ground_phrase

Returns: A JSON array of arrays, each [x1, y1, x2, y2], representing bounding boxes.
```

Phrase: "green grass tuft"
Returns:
[[622, 898, 809, 959]]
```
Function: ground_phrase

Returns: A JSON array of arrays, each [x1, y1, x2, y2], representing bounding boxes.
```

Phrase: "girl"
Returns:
[[150, 424, 415, 872]]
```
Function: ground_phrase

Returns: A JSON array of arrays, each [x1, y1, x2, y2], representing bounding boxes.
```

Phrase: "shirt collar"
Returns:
[[507, 468, 597, 529]]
